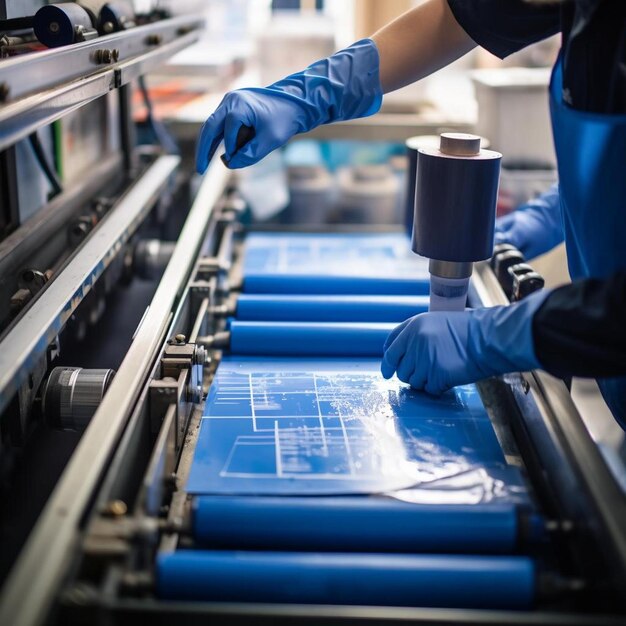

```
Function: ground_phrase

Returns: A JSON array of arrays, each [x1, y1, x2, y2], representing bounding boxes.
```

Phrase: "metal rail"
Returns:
[[0, 15, 203, 100], [0, 154, 230, 626], [0, 151, 123, 280], [0, 155, 179, 417], [0, 15, 203, 151]]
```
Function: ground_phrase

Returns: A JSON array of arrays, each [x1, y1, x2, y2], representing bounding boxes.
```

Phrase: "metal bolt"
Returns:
[[193, 345, 207, 366], [63, 583, 94, 606], [102, 21, 114, 34], [0, 82, 9, 102], [103, 499, 127, 517], [18, 269, 48, 296], [69, 220, 90, 247], [94, 48, 118, 64], [175, 333, 186, 344], [96, 49, 109, 64], [48, 21, 60, 33]]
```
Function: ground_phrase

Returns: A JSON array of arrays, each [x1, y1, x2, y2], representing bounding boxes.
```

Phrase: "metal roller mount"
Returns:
[[42, 366, 115, 430]]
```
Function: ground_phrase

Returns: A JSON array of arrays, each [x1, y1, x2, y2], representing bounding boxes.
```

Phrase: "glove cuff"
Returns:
[[339, 38, 384, 120], [467, 289, 552, 378], [268, 38, 383, 129]]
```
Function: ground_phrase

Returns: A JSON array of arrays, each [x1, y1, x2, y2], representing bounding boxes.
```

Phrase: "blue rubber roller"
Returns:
[[192, 496, 520, 554], [243, 274, 429, 296], [235, 294, 429, 322], [156, 550, 535, 609], [227, 321, 395, 356]]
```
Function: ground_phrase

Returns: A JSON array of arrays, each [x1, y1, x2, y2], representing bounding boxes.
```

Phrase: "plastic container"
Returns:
[[335, 164, 400, 224], [256, 12, 335, 86], [498, 163, 557, 216], [472, 67, 555, 167], [286, 165, 334, 225]]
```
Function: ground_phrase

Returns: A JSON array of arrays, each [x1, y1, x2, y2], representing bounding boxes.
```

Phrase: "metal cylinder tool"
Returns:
[[412, 133, 501, 311], [34, 3, 95, 47], [34, 1, 134, 47], [42, 366, 115, 430], [404, 135, 440, 235]]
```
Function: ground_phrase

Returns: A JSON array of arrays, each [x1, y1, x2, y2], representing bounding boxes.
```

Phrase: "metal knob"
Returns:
[[490, 244, 518, 270], [513, 271, 545, 301], [493, 249, 526, 297], [507, 262, 534, 280], [42, 367, 115, 430], [439, 133, 481, 156]]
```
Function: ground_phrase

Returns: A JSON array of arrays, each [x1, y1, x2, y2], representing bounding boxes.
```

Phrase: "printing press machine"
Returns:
[[1, 10, 626, 626]]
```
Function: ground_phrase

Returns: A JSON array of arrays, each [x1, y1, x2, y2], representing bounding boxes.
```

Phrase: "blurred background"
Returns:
[[143, 0, 563, 283]]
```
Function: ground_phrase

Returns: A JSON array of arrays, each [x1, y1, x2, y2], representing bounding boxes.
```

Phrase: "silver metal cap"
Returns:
[[439, 133, 481, 156]]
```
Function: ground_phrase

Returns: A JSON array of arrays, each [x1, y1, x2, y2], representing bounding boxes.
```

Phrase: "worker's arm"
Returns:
[[380, 290, 549, 395], [197, 0, 475, 171], [375, 0, 565, 93], [533, 272, 626, 378], [372, 0, 475, 93], [381, 272, 626, 390], [196, 0, 561, 172], [494, 184, 564, 259]]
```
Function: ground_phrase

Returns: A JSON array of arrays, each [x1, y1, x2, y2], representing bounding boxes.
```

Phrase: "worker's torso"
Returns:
[[549, 54, 626, 424]]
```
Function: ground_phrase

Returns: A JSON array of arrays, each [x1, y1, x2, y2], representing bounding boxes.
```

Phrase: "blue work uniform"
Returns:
[[447, 0, 626, 427]]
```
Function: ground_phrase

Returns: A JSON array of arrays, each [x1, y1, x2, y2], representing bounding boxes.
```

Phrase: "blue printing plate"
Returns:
[[187, 357, 529, 504], [242, 233, 430, 295]]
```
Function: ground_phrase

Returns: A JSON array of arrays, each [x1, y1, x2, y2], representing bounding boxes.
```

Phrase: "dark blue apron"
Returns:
[[549, 57, 626, 428]]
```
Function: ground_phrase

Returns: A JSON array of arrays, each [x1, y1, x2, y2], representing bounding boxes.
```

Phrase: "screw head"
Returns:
[[175, 333, 186, 344], [94, 48, 115, 64], [22, 269, 35, 283], [103, 499, 127, 517]]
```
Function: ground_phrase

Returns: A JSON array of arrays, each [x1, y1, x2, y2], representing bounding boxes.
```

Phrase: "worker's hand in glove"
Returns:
[[380, 291, 550, 394], [494, 183, 564, 259], [196, 39, 382, 173]]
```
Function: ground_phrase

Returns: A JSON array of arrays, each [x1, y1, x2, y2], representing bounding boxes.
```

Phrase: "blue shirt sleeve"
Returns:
[[446, 0, 561, 60]]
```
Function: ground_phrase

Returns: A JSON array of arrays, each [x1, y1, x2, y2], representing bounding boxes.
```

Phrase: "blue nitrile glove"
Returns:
[[380, 290, 551, 394], [196, 38, 382, 173], [494, 183, 564, 259]]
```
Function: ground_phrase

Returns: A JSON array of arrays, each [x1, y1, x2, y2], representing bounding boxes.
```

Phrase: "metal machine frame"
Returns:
[[0, 13, 204, 624], [1, 160, 623, 624], [1, 13, 625, 623]]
